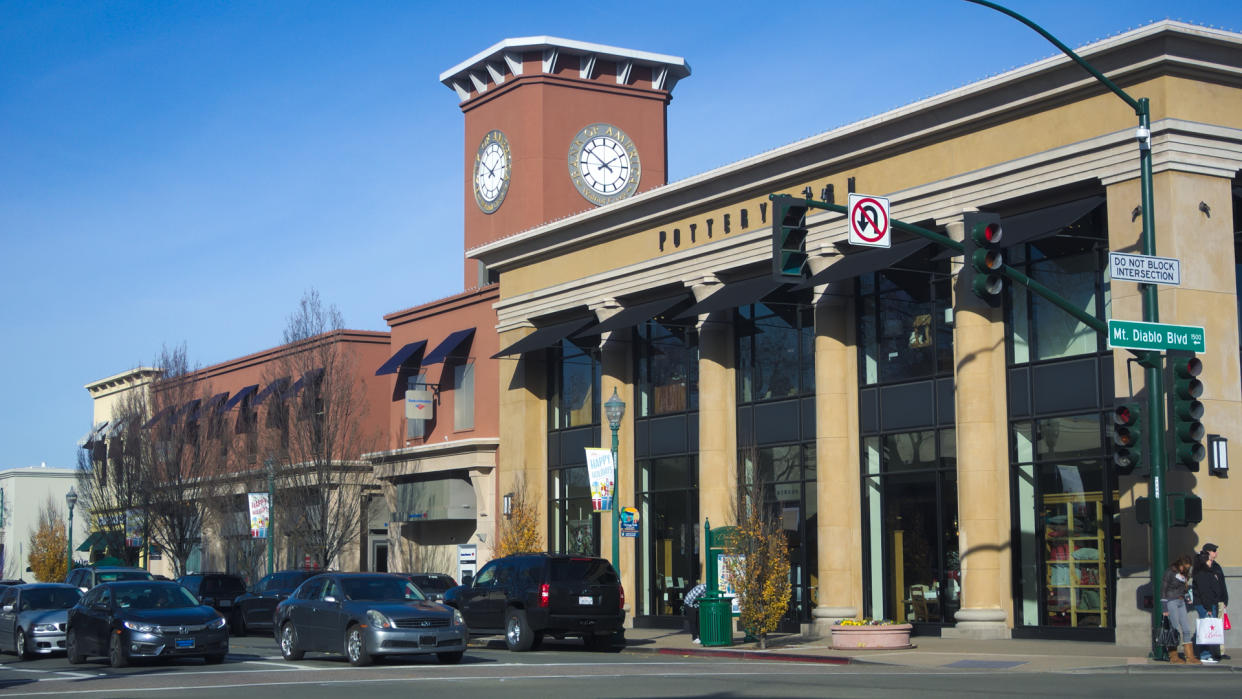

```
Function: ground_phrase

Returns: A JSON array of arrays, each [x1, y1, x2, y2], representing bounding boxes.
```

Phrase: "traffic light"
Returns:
[[772, 194, 809, 279], [1168, 351, 1205, 470], [1111, 403, 1143, 475], [962, 211, 1004, 305], [1135, 493, 1203, 527]]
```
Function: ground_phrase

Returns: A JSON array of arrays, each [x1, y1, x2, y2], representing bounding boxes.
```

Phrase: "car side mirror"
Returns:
[[323, 596, 338, 604], [92, 601, 109, 611], [79, 587, 89, 594], [2, 605, 12, 613]]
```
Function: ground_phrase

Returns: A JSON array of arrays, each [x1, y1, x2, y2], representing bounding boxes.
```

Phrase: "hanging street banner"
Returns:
[[619, 506, 640, 537], [1107, 319, 1205, 352], [1109, 252, 1181, 286], [248, 492, 271, 539], [584, 448, 615, 512], [125, 510, 144, 548]]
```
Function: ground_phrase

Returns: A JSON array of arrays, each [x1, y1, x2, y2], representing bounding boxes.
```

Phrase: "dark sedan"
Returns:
[[274, 572, 467, 666], [229, 569, 321, 635], [66, 581, 228, 667]]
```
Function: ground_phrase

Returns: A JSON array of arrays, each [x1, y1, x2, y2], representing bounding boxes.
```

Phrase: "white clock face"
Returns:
[[473, 130, 511, 213], [568, 123, 641, 206]]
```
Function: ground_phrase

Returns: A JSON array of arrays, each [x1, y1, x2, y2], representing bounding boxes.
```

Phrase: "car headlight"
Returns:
[[31, 623, 60, 634], [452, 609, 464, 626], [366, 609, 393, 629], [123, 620, 159, 634], [207, 617, 227, 630]]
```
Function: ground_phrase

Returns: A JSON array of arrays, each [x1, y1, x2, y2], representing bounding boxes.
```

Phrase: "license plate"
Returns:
[[175, 637, 195, 649], [578, 595, 593, 605]]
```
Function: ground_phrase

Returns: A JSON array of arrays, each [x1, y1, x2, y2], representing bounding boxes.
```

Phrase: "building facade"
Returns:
[[469, 23, 1242, 644], [0, 466, 88, 581]]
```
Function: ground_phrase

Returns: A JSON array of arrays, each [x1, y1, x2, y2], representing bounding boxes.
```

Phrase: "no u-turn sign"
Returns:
[[848, 193, 891, 248]]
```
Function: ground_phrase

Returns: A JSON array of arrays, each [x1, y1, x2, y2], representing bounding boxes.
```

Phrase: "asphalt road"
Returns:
[[1, 633, 1238, 698]]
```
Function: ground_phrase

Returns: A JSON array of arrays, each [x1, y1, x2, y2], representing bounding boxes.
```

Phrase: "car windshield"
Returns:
[[202, 577, 246, 596], [341, 577, 425, 602], [21, 588, 80, 611], [551, 558, 618, 584], [98, 571, 153, 583], [412, 576, 455, 593], [115, 584, 200, 610]]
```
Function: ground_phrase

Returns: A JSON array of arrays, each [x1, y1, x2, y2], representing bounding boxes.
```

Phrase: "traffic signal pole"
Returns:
[[962, 0, 1168, 659]]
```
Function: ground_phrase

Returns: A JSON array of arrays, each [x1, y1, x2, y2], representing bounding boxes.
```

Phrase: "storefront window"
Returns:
[[737, 301, 813, 402], [549, 465, 598, 556], [1012, 415, 1119, 630], [548, 339, 601, 556], [636, 456, 698, 619], [636, 322, 698, 417], [858, 252, 952, 386], [863, 429, 958, 625], [552, 339, 599, 429]]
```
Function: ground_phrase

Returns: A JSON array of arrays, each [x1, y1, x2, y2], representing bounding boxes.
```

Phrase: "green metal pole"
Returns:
[[267, 461, 275, 576], [611, 424, 620, 579], [66, 505, 74, 575]]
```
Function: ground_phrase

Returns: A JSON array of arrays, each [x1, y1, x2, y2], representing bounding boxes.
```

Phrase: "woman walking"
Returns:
[[1163, 554, 1200, 664]]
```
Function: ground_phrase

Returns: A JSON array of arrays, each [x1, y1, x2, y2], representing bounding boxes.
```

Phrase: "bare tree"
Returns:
[[726, 452, 792, 650], [263, 290, 378, 570], [495, 475, 542, 558], [77, 386, 151, 567], [27, 496, 68, 582]]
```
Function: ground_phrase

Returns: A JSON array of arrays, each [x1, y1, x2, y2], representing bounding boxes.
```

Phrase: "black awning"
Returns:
[[673, 276, 789, 320], [574, 294, 691, 337], [1000, 195, 1105, 249], [493, 317, 595, 358], [224, 384, 258, 410], [375, 341, 427, 376], [254, 377, 290, 405], [422, 328, 476, 365], [798, 238, 933, 289]]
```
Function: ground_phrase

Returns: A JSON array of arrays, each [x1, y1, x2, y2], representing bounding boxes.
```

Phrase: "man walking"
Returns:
[[683, 580, 708, 644]]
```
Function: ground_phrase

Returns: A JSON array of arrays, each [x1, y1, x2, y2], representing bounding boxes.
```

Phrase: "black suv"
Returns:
[[176, 573, 247, 620], [228, 569, 321, 635], [443, 553, 623, 651]]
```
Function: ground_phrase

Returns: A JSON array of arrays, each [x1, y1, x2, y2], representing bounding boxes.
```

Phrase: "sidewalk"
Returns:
[[618, 627, 1242, 672]]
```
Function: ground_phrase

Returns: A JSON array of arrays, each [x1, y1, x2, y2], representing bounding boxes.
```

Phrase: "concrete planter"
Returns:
[[829, 623, 913, 649]]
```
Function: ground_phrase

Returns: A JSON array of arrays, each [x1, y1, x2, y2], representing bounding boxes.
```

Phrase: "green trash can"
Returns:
[[698, 596, 733, 647]]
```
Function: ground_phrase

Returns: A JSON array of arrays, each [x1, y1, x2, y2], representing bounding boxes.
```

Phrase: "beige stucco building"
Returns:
[[467, 22, 1242, 644]]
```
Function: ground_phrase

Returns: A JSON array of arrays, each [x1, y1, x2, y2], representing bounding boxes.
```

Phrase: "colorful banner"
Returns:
[[248, 492, 270, 539], [619, 506, 639, 537], [124, 509, 144, 547], [584, 448, 615, 512]]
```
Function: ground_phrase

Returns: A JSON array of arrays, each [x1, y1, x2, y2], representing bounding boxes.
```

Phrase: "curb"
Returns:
[[627, 644, 853, 665]]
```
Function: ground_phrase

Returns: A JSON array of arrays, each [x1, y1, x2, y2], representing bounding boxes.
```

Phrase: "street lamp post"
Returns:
[[65, 487, 78, 576], [265, 459, 275, 576], [603, 388, 626, 580]]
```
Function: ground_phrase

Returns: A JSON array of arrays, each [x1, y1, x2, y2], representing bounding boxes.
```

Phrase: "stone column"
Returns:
[[496, 327, 549, 533], [944, 215, 1012, 640], [810, 285, 862, 636], [694, 279, 738, 573]]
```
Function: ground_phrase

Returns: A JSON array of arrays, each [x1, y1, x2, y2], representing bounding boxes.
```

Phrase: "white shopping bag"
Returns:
[[1197, 617, 1225, 645]]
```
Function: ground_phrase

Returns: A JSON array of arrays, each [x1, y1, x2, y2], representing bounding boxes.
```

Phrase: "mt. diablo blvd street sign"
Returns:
[[1109, 252, 1181, 285], [1108, 319, 1205, 352], [847, 193, 890, 248]]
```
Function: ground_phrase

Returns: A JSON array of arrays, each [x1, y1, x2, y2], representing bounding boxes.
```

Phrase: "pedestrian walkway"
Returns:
[[619, 627, 1242, 673]]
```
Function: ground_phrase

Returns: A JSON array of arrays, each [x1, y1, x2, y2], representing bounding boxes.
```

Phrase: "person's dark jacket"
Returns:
[[1193, 556, 1229, 608], [1163, 566, 1191, 601]]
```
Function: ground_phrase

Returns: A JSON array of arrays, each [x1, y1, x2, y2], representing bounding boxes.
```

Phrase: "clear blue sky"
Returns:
[[3, 1, 1240, 470]]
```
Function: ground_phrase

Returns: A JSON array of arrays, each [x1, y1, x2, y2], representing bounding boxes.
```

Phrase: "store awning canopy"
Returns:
[[492, 316, 595, 358], [797, 238, 933, 289], [224, 384, 258, 410], [254, 377, 290, 405], [76, 531, 109, 552], [376, 341, 427, 376], [575, 294, 691, 337], [422, 328, 476, 365], [78, 421, 108, 447], [999, 195, 1105, 249], [673, 275, 789, 319]]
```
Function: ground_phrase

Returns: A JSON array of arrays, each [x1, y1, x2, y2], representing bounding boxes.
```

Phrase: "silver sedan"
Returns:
[[0, 583, 82, 659]]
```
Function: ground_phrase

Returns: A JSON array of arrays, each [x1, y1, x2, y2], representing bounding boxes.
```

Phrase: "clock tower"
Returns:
[[441, 37, 690, 287]]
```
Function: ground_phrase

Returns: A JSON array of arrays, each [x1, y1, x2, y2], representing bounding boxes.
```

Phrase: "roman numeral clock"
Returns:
[[568, 123, 641, 207], [472, 129, 511, 214]]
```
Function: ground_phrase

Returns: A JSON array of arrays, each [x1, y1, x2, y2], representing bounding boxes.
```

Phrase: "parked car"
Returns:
[[66, 566, 154, 593], [229, 569, 321, 635], [274, 572, 467, 666], [0, 583, 81, 658], [442, 553, 623, 652], [66, 581, 228, 667], [176, 573, 247, 620], [401, 573, 457, 602]]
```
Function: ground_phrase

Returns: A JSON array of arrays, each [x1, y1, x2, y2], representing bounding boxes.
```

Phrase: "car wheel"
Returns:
[[15, 629, 30, 660], [504, 609, 534, 652], [345, 625, 373, 667], [231, 611, 247, 637], [436, 650, 464, 664], [109, 632, 130, 668], [204, 653, 226, 664], [279, 623, 304, 661], [66, 628, 85, 664]]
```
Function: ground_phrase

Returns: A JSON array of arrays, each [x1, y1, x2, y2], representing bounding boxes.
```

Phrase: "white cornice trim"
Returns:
[[440, 35, 689, 84]]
